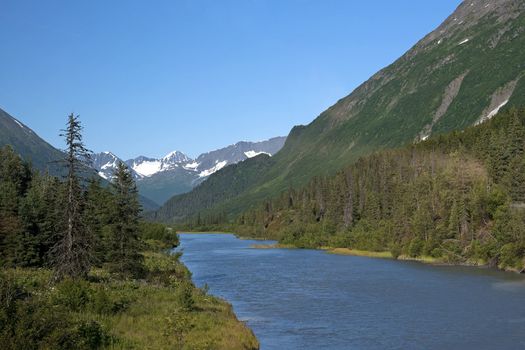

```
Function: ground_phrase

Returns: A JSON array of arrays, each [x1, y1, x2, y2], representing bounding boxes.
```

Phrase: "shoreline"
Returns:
[[242, 238, 523, 274], [178, 230, 524, 274]]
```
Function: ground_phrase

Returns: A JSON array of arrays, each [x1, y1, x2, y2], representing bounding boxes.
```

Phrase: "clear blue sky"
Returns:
[[0, 0, 461, 160]]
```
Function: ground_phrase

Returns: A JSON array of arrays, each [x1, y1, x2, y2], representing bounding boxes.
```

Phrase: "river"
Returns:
[[177, 233, 525, 350]]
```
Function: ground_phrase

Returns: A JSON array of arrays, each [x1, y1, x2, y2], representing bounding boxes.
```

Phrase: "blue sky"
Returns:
[[0, 0, 460, 160]]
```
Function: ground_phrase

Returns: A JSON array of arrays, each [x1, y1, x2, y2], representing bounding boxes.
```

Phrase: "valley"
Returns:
[[2, 1, 525, 349]]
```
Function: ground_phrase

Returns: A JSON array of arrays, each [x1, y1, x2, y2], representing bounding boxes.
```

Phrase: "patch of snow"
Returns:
[[184, 161, 199, 170], [421, 135, 429, 141], [13, 119, 25, 129], [244, 150, 271, 158], [476, 100, 509, 125], [98, 171, 108, 180], [101, 161, 116, 170], [437, 39, 442, 45], [458, 38, 470, 45], [133, 160, 162, 177], [198, 160, 227, 178]]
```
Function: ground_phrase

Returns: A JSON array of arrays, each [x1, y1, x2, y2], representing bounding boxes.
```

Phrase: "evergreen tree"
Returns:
[[84, 179, 113, 265], [106, 162, 144, 278]]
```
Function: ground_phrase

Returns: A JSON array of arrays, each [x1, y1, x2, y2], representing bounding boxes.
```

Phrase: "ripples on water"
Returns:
[[177, 233, 525, 350]]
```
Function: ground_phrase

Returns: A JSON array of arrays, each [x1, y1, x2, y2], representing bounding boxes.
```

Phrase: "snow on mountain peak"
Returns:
[[163, 150, 189, 163], [132, 159, 163, 177]]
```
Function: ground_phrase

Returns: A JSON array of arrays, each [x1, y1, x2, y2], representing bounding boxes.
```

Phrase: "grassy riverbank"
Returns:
[[1, 242, 259, 350], [246, 239, 503, 270]]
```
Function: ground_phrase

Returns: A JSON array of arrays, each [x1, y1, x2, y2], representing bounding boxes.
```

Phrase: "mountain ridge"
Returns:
[[153, 0, 525, 223], [92, 136, 286, 204]]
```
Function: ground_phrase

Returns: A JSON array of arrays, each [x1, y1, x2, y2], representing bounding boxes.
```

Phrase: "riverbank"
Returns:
[[247, 240, 523, 273], [251, 244, 439, 263], [177, 229, 523, 273], [0, 242, 259, 350]]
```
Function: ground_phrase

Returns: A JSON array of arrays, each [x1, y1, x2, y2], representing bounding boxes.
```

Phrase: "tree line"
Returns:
[[191, 108, 525, 271], [0, 114, 149, 278]]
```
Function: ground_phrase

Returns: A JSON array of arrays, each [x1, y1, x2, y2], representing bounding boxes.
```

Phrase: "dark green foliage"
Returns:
[[228, 109, 525, 270], [105, 162, 145, 278], [140, 221, 179, 247]]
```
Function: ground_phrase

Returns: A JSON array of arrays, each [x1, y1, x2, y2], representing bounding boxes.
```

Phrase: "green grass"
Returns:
[[2, 247, 259, 350], [250, 243, 297, 249], [326, 248, 393, 259]]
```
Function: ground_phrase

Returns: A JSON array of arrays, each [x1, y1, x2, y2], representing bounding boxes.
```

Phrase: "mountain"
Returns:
[[0, 107, 159, 211], [153, 0, 525, 223], [152, 154, 275, 222], [92, 136, 286, 205], [0, 107, 64, 173]]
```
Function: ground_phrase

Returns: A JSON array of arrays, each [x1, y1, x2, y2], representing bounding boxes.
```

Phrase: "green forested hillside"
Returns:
[[155, 0, 525, 223], [0, 107, 64, 173], [215, 109, 525, 271]]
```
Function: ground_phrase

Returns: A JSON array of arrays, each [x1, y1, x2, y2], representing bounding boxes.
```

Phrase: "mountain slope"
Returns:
[[0, 107, 64, 173], [154, 0, 525, 223]]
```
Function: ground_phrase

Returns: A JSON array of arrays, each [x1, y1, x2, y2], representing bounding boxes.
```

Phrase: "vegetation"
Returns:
[[187, 109, 525, 272], [0, 116, 258, 349]]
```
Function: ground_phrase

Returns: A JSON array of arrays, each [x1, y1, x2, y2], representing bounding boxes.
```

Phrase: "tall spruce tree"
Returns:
[[51, 114, 92, 279], [107, 161, 144, 278]]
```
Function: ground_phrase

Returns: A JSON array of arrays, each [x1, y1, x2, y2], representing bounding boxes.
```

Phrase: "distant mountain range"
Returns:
[[152, 0, 525, 223], [92, 137, 286, 205]]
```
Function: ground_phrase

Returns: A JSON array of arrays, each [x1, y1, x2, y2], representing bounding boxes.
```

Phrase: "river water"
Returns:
[[178, 233, 525, 350]]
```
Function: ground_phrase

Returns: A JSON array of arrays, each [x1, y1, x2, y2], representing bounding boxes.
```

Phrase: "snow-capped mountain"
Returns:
[[92, 151, 130, 180], [91, 136, 286, 205], [125, 151, 191, 178], [191, 137, 286, 178]]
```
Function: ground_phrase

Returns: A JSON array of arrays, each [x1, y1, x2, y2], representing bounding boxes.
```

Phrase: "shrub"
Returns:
[[76, 320, 111, 349], [176, 281, 195, 312], [140, 222, 179, 246], [408, 238, 424, 257], [390, 244, 402, 259], [51, 278, 92, 312]]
